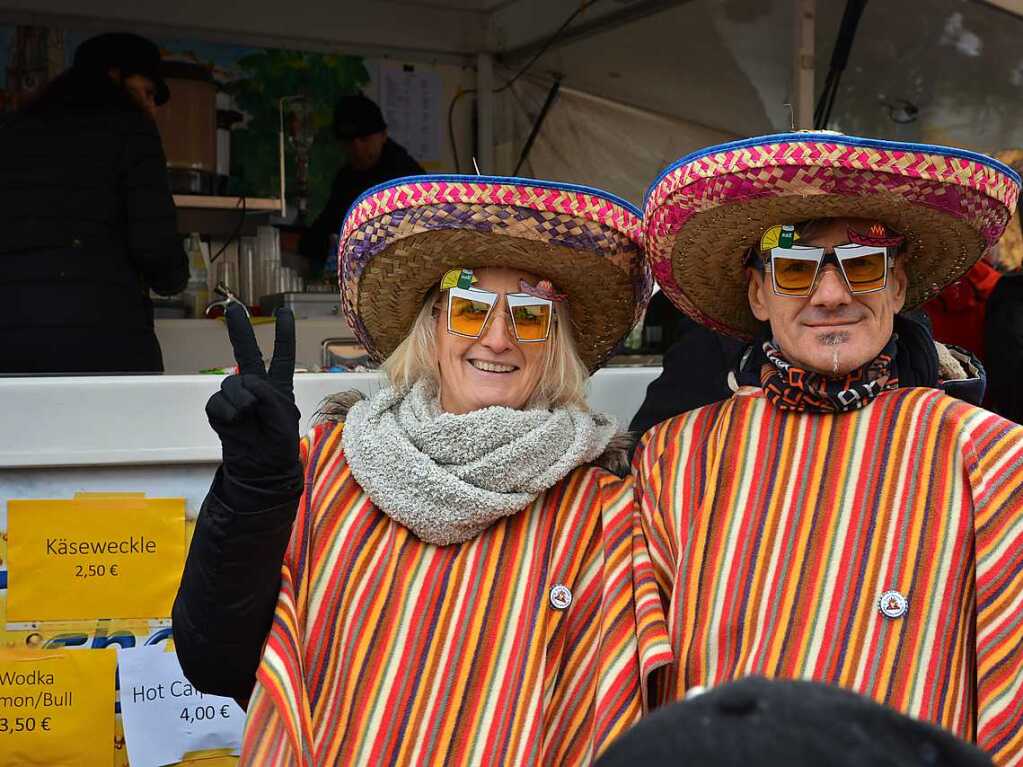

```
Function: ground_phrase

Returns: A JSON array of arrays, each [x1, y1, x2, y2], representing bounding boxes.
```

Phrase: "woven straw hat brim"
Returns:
[[664, 193, 983, 338], [356, 228, 638, 370], [993, 149, 1023, 270], [644, 132, 1020, 339]]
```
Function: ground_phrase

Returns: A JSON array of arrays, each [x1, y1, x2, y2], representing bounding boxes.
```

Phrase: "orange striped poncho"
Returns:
[[240, 421, 660, 766], [634, 387, 1023, 765]]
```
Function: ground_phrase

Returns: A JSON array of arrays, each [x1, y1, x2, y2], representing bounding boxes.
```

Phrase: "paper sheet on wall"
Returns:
[[378, 64, 443, 164], [6, 496, 185, 622], [117, 645, 245, 767], [0, 648, 117, 767]]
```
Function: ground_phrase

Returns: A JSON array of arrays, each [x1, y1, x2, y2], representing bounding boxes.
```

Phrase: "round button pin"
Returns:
[[878, 590, 908, 619], [549, 584, 573, 610]]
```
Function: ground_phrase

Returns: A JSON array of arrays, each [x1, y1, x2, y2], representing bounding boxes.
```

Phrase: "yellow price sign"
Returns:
[[0, 648, 116, 766], [6, 497, 185, 622]]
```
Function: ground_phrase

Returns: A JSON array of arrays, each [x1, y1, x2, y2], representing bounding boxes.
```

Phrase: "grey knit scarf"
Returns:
[[341, 379, 618, 546]]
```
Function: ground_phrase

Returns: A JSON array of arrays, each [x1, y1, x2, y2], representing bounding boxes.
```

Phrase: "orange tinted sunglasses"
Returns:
[[446, 286, 554, 342]]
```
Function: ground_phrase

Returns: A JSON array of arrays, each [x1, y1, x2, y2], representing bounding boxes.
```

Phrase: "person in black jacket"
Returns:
[[0, 33, 188, 374], [628, 305, 746, 438], [985, 272, 1023, 423], [298, 94, 423, 275]]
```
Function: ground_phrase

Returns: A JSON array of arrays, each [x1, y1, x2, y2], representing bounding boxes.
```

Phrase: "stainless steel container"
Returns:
[[259, 292, 343, 320]]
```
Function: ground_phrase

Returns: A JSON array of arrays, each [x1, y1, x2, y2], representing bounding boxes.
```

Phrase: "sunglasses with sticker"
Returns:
[[446, 286, 554, 343]]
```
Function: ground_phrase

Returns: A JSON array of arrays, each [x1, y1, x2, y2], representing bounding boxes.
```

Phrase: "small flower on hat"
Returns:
[[518, 279, 566, 302]]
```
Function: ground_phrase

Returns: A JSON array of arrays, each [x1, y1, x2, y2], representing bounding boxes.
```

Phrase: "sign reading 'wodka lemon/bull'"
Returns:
[[0, 648, 117, 766]]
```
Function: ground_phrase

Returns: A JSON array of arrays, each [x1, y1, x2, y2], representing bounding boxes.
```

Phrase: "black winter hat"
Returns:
[[333, 94, 387, 140], [596, 677, 993, 767], [73, 33, 169, 105]]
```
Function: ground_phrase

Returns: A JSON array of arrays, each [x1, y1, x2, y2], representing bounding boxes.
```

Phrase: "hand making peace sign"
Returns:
[[205, 303, 301, 482]]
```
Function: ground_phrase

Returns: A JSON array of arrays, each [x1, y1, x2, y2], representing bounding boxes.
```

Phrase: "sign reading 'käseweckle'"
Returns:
[[6, 496, 185, 622]]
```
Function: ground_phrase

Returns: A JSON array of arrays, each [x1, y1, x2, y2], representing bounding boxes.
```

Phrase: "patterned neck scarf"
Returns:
[[756, 336, 900, 413]]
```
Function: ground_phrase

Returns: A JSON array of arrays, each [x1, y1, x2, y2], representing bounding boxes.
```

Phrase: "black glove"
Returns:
[[206, 303, 302, 494]]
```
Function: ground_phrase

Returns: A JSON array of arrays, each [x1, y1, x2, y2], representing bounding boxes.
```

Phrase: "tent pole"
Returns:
[[514, 79, 561, 177], [791, 0, 816, 130], [476, 53, 495, 175]]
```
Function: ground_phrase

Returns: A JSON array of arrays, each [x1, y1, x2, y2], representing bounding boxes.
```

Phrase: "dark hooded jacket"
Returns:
[[984, 272, 1023, 424], [0, 69, 188, 374]]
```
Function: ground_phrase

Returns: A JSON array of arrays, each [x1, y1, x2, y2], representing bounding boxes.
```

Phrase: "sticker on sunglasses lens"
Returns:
[[518, 278, 566, 302], [760, 224, 800, 253], [847, 224, 904, 248], [440, 268, 478, 291]]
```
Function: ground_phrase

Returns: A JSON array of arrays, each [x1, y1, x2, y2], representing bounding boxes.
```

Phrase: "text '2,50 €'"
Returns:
[[74, 563, 119, 579]]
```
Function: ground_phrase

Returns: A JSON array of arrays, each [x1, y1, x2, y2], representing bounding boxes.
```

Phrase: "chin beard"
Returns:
[[781, 332, 854, 376]]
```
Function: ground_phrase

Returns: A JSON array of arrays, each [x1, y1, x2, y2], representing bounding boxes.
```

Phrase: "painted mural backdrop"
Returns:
[[0, 26, 370, 215], [225, 48, 369, 210]]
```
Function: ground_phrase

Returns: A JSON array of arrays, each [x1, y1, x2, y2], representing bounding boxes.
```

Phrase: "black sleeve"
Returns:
[[629, 324, 744, 440], [172, 467, 302, 701], [117, 114, 189, 296]]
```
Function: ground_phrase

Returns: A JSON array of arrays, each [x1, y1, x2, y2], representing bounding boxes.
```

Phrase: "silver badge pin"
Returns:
[[549, 584, 572, 610], [878, 590, 908, 619]]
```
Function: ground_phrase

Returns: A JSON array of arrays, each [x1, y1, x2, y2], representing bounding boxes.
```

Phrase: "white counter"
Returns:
[[0, 369, 658, 469], [0, 370, 659, 516]]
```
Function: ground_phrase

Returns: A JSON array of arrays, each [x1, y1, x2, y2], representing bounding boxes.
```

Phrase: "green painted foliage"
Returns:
[[228, 49, 369, 216]]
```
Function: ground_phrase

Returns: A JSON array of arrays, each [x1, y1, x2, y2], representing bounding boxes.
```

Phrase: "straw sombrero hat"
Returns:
[[644, 131, 1021, 338], [992, 149, 1023, 270], [339, 174, 651, 370]]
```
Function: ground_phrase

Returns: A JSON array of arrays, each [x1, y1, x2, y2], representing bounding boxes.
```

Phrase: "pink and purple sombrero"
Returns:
[[338, 174, 652, 369], [644, 131, 1022, 338]]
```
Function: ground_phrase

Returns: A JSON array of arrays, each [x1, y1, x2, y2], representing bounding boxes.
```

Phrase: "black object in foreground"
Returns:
[[596, 676, 992, 767]]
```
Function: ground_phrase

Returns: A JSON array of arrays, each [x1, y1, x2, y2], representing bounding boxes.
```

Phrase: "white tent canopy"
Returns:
[[3, 0, 1023, 204]]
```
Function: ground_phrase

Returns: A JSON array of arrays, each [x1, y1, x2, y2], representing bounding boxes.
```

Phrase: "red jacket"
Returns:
[[923, 260, 1002, 361]]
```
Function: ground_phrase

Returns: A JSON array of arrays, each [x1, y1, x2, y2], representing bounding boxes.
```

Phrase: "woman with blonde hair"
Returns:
[[173, 175, 657, 765]]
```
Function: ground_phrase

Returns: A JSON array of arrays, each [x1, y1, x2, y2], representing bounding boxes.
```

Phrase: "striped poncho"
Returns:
[[634, 387, 1023, 765], [240, 421, 655, 766]]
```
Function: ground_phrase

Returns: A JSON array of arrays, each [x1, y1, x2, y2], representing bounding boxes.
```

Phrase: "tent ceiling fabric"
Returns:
[[8, 0, 1023, 149], [813, 0, 1023, 153], [495, 0, 792, 136], [0, 0, 488, 58], [502, 80, 736, 205], [494, 0, 1023, 149]]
